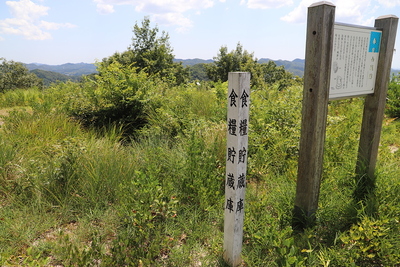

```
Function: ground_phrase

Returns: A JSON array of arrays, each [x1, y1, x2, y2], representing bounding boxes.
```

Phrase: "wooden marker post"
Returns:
[[224, 72, 250, 267], [355, 15, 398, 189], [293, 1, 335, 230]]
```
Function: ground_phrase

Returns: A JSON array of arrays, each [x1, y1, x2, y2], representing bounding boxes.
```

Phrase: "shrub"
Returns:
[[59, 62, 161, 135], [386, 75, 400, 118]]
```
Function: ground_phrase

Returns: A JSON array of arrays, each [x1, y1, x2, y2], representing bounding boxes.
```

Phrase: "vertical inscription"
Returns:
[[223, 72, 250, 266]]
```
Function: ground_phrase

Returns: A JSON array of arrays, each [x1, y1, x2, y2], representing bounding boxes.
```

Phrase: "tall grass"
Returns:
[[0, 80, 399, 266]]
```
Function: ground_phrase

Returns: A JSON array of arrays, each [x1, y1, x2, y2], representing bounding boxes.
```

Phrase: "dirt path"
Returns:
[[0, 109, 8, 126]]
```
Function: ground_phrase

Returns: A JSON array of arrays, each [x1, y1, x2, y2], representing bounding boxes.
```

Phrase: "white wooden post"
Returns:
[[223, 72, 250, 267]]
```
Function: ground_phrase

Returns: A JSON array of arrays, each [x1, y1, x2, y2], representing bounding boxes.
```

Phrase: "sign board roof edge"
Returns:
[[310, 1, 335, 7], [377, 14, 399, 20], [335, 22, 381, 32]]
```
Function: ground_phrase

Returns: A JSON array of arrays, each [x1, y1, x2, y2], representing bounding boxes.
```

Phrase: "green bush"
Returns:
[[338, 216, 400, 266], [249, 84, 302, 177], [386, 76, 400, 118], [52, 62, 164, 136]]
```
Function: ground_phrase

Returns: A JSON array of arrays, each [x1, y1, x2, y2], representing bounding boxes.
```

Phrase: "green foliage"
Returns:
[[258, 58, 305, 77], [142, 82, 226, 139], [0, 58, 42, 92], [249, 85, 302, 177], [205, 43, 297, 89], [188, 63, 210, 81], [386, 74, 400, 118], [1, 35, 400, 266], [59, 62, 159, 134], [0, 87, 44, 108], [206, 43, 256, 83], [338, 217, 400, 266], [30, 69, 80, 86], [5, 247, 52, 267], [101, 17, 189, 85], [130, 16, 173, 73]]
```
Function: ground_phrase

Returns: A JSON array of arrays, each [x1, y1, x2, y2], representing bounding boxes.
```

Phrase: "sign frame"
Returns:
[[329, 22, 382, 100], [293, 1, 398, 231]]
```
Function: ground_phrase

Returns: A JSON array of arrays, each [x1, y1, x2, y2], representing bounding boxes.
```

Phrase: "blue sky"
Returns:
[[1, 0, 400, 68]]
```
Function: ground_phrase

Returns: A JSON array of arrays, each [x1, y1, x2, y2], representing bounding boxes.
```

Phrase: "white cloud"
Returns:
[[281, 0, 379, 26], [40, 21, 76, 30], [241, 0, 293, 9], [7, 0, 49, 21], [153, 12, 193, 32], [96, 3, 115, 14], [280, 0, 314, 23], [135, 0, 214, 13], [0, 0, 76, 40], [0, 17, 51, 40], [93, 0, 216, 32], [93, 0, 214, 14], [378, 0, 400, 8]]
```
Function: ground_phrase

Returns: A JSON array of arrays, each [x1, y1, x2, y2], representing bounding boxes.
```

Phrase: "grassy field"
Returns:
[[0, 80, 399, 266]]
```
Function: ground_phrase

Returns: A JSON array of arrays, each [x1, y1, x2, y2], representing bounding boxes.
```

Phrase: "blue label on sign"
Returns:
[[369, 31, 381, 53]]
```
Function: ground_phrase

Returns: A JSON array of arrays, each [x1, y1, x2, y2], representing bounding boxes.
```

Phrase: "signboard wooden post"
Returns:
[[223, 72, 250, 267], [293, 1, 335, 230], [293, 1, 398, 230], [355, 15, 398, 196]]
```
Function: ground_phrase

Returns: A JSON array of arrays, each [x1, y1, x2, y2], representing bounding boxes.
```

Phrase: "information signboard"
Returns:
[[329, 23, 382, 100]]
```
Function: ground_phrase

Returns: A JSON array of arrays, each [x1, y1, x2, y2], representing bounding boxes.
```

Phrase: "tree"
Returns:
[[0, 58, 42, 92], [129, 17, 173, 75], [101, 17, 189, 85], [205, 43, 256, 83], [205, 43, 295, 89], [189, 63, 210, 81]]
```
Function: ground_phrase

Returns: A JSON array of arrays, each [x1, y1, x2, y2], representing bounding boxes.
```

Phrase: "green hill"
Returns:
[[174, 58, 213, 66], [30, 69, 80, 86], [25, 63, 97, 76], [258, 58, 305, 77], [24, 60, 400, 81]]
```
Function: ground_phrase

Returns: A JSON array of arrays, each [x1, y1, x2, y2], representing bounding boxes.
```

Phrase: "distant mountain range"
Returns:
[[25, 60, 400, 85], [173, 58, 214, 66], [174, 58, 306, 77], [25, 62, 97, 76], [25, 63, 97, 86], [30, 69, 81, 86]]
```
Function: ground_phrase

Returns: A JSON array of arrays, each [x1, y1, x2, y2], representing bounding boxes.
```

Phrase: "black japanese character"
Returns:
[[238, 147, 246, 164], [227, 147, 236, 163], [236, 198, 244, 213], [226, 173, 235, 189], [237, 173, 246, 189], [240, 90, 249, 107], [228, 118, 237, 136], [229, 89, 238, 107], [226, 198, 234, 212], [239, 119, 248, 136]]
